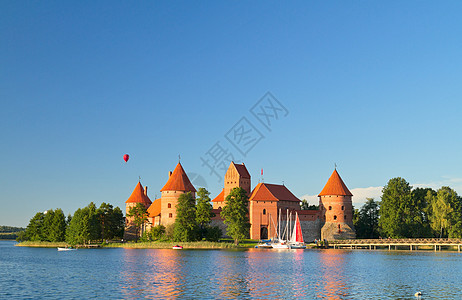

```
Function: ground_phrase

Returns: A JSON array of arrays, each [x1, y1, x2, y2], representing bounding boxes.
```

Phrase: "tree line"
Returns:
[[130, 187, 251, 245], [0, 226, 25, 240], [18, 202, 125, 245], [354, 177, 462, 239]]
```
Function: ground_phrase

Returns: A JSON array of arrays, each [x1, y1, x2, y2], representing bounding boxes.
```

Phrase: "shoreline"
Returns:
[[15, 240, 256, 249]]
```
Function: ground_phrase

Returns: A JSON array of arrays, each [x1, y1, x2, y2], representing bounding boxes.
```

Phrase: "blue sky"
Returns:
[[1, 1, 462, 227]]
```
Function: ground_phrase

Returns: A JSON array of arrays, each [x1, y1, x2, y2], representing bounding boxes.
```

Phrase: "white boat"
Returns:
[[272, 241, 289, 249], [255, 240, 273, 248], [172, 245, 183, 250], [57, 247, 76, 251], [269, 209, 290, 249], [288, 212, 306, 249]]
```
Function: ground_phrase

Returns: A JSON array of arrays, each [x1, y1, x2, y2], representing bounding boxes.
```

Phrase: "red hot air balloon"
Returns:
[[123, 154, 129, 163]]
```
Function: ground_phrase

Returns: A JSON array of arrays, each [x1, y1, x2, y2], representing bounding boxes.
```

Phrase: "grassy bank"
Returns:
[[16, 241, 69, 248], [15, 239, 259, 249], [108, 239, 258, 249]]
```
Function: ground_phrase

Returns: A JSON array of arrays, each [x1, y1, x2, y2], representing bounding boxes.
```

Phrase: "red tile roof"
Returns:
[[212, 189, 224, 202], [147, 198, 161, 217], [125, 182, 152, 205], [318, 169, 353, 196], [160, 163, 197, 192], [233, 162, 250, 179], [249, 183, 300, 202]]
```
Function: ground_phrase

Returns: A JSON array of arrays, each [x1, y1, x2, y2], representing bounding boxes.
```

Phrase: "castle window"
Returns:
[[344, 215, 347, 220], [168, 203, 171, 208], [329, 206, 332, 210], [342, 206, 344, 210], [218, 207, 222, 210], [333, 215, 337, 220], [169, 213, 173, 218], [263, 209, 266, 215]]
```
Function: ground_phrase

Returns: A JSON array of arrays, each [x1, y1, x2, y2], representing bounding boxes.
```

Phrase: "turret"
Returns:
[[159, 162, 196, 226], [124, 181, 152, 240], [318, 169, 355, 240], [213, 162, 251, 209]]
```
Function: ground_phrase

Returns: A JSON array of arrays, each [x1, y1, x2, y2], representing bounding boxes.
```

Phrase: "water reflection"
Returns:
[[315, 250, 350, 299], [121, 249, 184, 298]]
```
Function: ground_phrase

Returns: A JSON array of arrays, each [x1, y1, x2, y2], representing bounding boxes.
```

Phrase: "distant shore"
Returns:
[[15, 240, 258, 249]]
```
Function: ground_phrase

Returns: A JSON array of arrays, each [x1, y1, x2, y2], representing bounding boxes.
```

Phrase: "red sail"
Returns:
[[296, 214, 304, 243]]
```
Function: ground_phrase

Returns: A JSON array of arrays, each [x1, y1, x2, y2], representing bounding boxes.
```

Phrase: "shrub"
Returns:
[[205, 226, 222, 242]]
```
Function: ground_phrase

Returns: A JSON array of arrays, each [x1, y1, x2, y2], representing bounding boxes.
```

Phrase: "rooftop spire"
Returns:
[[318, 169, 353, 197], [160, 162, 196, 192]]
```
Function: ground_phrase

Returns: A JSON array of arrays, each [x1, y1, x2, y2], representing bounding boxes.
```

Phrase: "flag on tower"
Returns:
[[261, 169, 263, 176]]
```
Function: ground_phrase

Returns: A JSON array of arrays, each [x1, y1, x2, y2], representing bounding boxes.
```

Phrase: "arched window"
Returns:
[[168, 203, 171, 208], [341, 206, 344, 210], [218, 207, 222, 210], [263, 209, 266, 215], [329, 206, 332, 210], [333, 215, 337, 220], [344, 215, 347, 220], [169, 213, 173, 218]]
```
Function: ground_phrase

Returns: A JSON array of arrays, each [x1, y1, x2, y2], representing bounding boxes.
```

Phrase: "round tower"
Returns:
[[159, 162, 196, 226], [318, 169, 355, 240], [124, 181, 152, 240]]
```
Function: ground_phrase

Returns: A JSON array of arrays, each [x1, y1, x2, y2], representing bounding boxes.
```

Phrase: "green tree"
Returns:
[[196, 188, 213, 239], [66, 203, 100, 245], [48, 209, 66, 242], [66, 208, 85, 245], [111, 206, 125, 240], [173, 192, 198, 242], [97, 202, 113, 242], [301, 199, 318, 210], [411, 187, 435, 237], [23, 212, 45, 241], [221, 187, 251, 245], [127, 203, 149, 242], [97, 203, 124, 241], [379, 177, 413, 238], [205, 225, 222, 242], [354, 198, 380, 239], [429, 187, 462, 238]]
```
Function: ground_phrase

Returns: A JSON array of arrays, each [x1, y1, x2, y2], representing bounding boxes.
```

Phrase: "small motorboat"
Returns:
[[57, 247, 76, 251], [172, 245, 183, 250]]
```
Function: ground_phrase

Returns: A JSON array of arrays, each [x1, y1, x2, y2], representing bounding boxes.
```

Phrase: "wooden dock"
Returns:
[[328, 238, 462, 252]]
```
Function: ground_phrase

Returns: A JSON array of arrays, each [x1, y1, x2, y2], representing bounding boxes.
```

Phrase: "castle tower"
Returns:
[[248, 183, 300, 240], [159, 162, 196, 226], [212, 162, 251, 209], [318, 169, 356, 240], [124, 181, 152, 240]]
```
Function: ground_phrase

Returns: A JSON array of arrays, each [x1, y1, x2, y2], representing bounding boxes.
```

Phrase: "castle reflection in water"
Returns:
[[119, 248, 353, 299]]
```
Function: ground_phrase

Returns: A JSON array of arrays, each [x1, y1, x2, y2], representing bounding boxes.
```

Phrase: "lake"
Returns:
[[1, 240, 461, 299]]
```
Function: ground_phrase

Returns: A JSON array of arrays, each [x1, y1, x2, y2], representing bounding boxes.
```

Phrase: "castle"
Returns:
[[124, 161, 355, 241]]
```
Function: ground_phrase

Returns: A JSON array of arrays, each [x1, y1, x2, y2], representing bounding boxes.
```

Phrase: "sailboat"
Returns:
[[271, 209, 289, 249], [288, 212, 306, 249]]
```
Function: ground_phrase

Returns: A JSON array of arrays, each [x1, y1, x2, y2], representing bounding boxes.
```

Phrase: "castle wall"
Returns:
[[301, 219, 322, 242], [249, 200, 278, 240]]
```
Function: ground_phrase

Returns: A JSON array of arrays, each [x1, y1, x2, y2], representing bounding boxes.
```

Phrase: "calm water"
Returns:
[[1, 240, 462, 299]]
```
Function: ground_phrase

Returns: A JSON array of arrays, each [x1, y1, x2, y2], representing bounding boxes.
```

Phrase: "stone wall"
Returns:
[[301, 219, 321, 242], [321, 222, 356, 241]]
